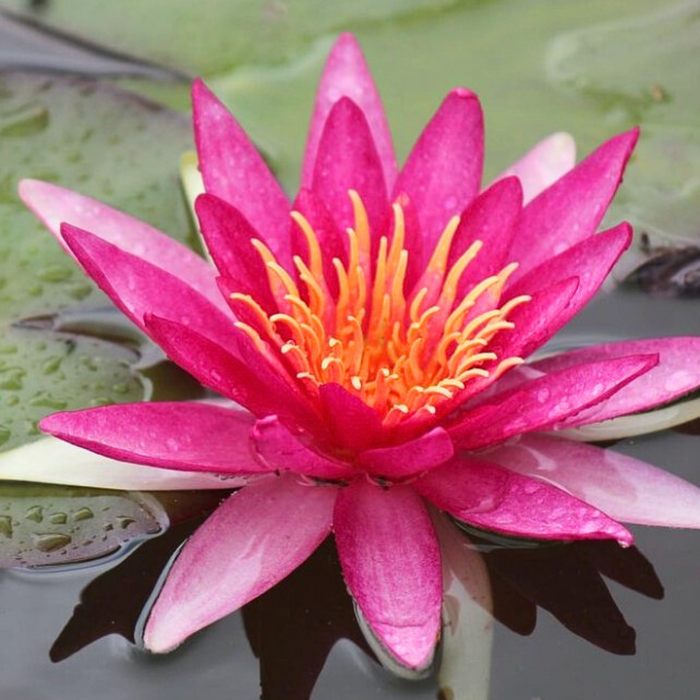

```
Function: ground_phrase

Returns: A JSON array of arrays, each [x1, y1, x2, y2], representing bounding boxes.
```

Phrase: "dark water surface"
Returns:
[[1, 15, 699, 700]]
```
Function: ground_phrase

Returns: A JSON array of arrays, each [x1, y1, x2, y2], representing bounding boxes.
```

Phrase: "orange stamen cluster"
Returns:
[[233, 191, 529, 426]]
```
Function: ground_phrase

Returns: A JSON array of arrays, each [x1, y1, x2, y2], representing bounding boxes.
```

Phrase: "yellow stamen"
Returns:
[[231, 191, 529, 427]]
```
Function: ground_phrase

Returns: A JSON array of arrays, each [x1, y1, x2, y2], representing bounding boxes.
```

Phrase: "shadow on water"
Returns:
[[48, 519, 665, 700]]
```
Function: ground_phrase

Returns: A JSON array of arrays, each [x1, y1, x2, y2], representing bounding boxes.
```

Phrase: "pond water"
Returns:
[[1, 4, 699, 699]]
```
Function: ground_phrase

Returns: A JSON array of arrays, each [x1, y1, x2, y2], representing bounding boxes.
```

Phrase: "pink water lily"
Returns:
[[19, 33, 700, 670]]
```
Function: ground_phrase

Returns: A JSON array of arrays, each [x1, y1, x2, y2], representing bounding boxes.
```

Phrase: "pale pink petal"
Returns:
[[531, 337, 700, 426], [192, 79, 291, 266], [486, 434, 700, 529], [251, 416, 355, 480], [319, 383, 383, 453], [144, 475, 337, 652], [18, 179, 224, 310], [393, 89, 483, 250], [359, 428, 454, 479], [508, 128, 639, 278], [496, 132, 576, 204], [61, 224, 237, 348], [195, 194, 277, 313], [333, 481, 442, 669], [40, 402, 266, 474], [312, 97, 388, 237], [302, 33, 395, 189], [145, 314, 316, 431], [447, 177, 523, 297], [448, 354, 659, 449], [416, 457, 632, 544]]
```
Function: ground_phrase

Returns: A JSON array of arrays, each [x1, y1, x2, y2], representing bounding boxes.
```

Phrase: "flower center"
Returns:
[[232, 191, 528, 426]]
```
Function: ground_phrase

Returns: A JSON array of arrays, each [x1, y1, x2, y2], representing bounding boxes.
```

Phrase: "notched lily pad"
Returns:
[[0, 482, 167, 567], [0, 71, 195, 451]]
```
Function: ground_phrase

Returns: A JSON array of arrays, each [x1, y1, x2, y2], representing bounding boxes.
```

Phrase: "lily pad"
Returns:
[[0, 0, 463, 77], [199, 0, 661, 191], [0, 72, 194, 452], [0, 482, 167, 567], [548, 1, 700, 289]]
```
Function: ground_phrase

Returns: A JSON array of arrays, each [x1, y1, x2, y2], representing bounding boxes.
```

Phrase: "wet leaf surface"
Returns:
[[0, 72, 195, 451], [0, 483, 168, 567]]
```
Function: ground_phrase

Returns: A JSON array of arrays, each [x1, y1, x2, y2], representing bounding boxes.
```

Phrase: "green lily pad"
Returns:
[[0, 0, 463, 77], [548, 1, 700, 289], [0, 72, 195, 452], [197, 0, 662, 191], [0, 482, 167, 567]]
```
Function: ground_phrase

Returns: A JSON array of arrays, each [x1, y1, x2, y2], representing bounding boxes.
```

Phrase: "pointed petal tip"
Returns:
[[332, 31, 362, 53], [143, 621, 180, 655], [448, 86, 479, 102], [17, 176, 44, 202]]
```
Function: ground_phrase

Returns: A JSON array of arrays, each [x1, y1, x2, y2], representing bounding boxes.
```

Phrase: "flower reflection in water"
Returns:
[[49, 515, 664, 700]]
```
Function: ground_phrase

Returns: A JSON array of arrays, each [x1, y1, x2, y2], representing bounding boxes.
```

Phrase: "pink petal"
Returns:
[[40, 402, 264, 474], [502, 223, 632, 340], [393, 89, 483, 250], [144, 474, 337, 652], [195, 194, 277, 313], [391, 192, 424, 291], [18, 179, 224, 311], [192, 79, 291, 267], [290, 188, 347, 299], [448, 354, 659, 450], [416, 457, 632, 545], [531, 337, 700, 426], [61, 224, 236, 348], [486, 434, 700, 529], [145, 314, 316, 430], [496, 132, 576, 204], [508, 128, 639, 278], [507, 222, 632, 298], [312, 97, 388, 237], [447, 177, 523, 297], [251, 416, 354, 480], [0, 435, 242, 491], [333, 481, 442, 669], [488, 276, 580, 363], [449, 277, 579, 408], [302, 33, 395, 189], [359, 428, 454, 480], [319, 383, 383, 453]]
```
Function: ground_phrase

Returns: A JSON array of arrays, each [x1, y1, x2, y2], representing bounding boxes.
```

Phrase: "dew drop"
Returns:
[[25, 505, 44, 523], [72, 507, 94, 521], [33, 533, 72, 553]]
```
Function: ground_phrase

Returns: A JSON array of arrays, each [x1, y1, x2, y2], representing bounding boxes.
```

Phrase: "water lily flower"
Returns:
[[18, 33, 700, 671]]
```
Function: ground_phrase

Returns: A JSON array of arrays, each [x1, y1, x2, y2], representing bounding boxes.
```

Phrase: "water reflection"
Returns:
[[48, 515, 664, 700]]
